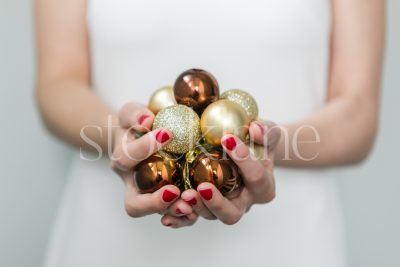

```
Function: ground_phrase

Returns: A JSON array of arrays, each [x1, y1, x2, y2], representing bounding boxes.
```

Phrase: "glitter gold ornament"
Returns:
[[200, 100, 251, 146], [133, 153, 181, 194], [148, 86, 177, 115], [221, 89, 259, 120], [188, 149, 242, 195], [153, 104, 201, 154], [173, 69, 219, 113]]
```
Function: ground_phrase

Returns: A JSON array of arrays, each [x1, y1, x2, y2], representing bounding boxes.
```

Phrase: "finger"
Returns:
[[165, 198, 193, 217], [112, 128, 172, 171], [181, 189, 216, 220], [221, 135, 272, 193], [161, 212, 199, 228], [124, 183, 180, 218], [119, 102, 155, 133], [197, 183, 243, 225], [249, 120, 281, 150]]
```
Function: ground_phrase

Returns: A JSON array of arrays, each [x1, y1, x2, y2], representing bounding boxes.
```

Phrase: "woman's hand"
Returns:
[[111, 103, 198, 226], [160, 120, 280, 227]]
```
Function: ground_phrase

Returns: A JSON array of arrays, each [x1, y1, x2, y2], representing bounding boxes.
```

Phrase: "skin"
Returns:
[[35, 0, 385, 228]]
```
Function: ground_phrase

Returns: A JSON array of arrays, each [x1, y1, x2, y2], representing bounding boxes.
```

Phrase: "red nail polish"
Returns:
[[176, 208, 184, 215], [185, 198, 197, 206], [138, 114, 149, 125], [156, 130, 170, 143], [166, 223, 172, 227], [199, 189, 213, 201], [222, 137, 236, 151], [162, 190, 177, 202]]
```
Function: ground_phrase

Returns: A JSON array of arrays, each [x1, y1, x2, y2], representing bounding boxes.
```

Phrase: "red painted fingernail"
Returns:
[[222, 137, 236, 151], [162, 190, 177, 202], [185, 198, 197, 206], [156, 130, 171, 143], [176, 208, 184, 215], [166, 223, 172, 227], [199, 189, 213, 201], [138, 114, 149, 125]]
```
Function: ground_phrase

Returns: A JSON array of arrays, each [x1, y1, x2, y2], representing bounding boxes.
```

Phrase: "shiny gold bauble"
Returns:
[[221, 89, 259, 120], [153, 104, 201, 154], [189, 150, 242, 195], [148, 86, 177, 115], [133, 153, 181, 194], [200, 100, 251, 146], [173, 68, 219, 113]]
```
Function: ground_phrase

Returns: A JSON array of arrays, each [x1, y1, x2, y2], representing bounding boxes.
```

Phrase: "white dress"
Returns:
[[44, 0, 347, 266]]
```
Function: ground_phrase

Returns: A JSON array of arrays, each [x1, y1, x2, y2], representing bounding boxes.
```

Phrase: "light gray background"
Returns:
[[0, 1, 399, 266]]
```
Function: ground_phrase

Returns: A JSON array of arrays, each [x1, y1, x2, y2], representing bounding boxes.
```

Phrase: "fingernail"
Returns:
[[138, 114, 149, 125], [185, 198, 197, 206], [199, 188, 213, 201], [222, 137, 236, 151], [256, 122, 265, 135], [176, 208, 184, 215], [166, 223, 172, 227], [156, 130, 171, 143], [162, 190, 178, 202]]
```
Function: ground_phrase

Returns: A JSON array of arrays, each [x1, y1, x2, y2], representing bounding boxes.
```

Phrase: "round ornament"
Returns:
[[153, 104, 201, 154], [173, 68, 219, 113], [133, 153, 181, 194], [221, 89, 259, 120], [189, 150, 242, 195], [148, 86, 177, 115], [200, 100, 251, 146]]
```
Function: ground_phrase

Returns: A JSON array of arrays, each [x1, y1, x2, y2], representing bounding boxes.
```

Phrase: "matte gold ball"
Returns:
[[148, 86, 177, 115], [200, 100, 251, 146], [221, 89, 259, 120], [153, 104, 201, 154]]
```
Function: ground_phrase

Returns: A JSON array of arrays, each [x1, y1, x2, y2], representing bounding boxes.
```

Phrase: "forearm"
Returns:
[[274, 93, 379, 168], [36, 78, 117, 152]]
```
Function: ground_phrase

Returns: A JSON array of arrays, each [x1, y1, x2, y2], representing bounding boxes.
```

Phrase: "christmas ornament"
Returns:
[[153, 104, 201, 154], [200, 100, 251, 146], [148, 86, 177, 115], [173, 68, 219, 113], [133, 153, 181, 194], [221, 89, 259, 120], [184, 149, 242, 195]]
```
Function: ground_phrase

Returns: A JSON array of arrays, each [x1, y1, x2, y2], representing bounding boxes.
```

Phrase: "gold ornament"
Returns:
[[200, 100, 251, 146], [148, 86, 177, 115], [153, 104, 201, 154], [221, 89, 259, 120]]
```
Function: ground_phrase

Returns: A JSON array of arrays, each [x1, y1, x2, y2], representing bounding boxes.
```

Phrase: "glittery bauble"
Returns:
[[189, 150, 242, 195], [200, 100, 251, 146], [148, 86, 177, 115], [221, 89, 259, 120], [153, 104, 201, 154], [134, 153, 181, 194], [173, 69, 219, 113]]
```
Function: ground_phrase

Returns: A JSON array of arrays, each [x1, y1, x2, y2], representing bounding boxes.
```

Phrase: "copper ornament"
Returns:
[[173, 68, 219, 113], [133, 153, 181, 194], [189, 150, 242, 195]]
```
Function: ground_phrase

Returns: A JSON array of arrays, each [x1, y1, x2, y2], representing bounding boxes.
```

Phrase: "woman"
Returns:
[[35, 0, 384, 266]]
